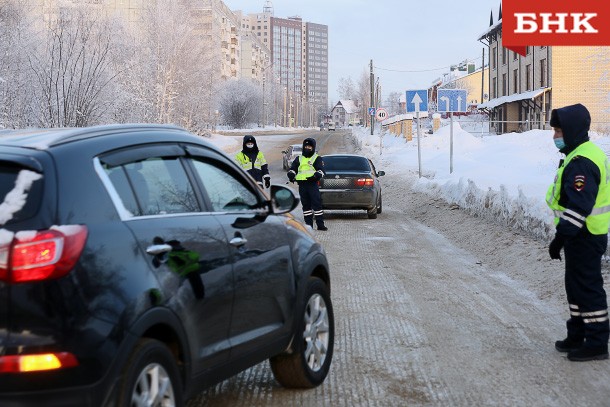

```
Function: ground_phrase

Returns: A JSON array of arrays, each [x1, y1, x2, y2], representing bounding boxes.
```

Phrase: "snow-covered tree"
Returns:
[[218, 79, 262, 129], [116, 1, 214, 131], [0, 1, 37, 128], [337, 76, 356, 100], [385, 91, 401, 115], [26, 7, 121, 127]]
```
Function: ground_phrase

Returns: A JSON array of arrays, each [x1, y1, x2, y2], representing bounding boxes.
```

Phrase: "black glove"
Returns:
[[287, 172, 295, 183], [264, 177, 270, 188], [307, 172, 322, 181], [549, 233, 565, 261]]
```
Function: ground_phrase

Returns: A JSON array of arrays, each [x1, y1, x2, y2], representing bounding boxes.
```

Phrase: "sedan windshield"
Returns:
[[323, 156, 370, 172]]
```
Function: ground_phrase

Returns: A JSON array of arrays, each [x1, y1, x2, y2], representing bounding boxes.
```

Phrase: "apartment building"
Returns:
[[245, 2, 328, 125], [478, 11, 610, 134]]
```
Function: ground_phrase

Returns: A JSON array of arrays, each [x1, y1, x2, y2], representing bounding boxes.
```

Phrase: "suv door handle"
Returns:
[[229, 237, 247, 247], [146, 244, 172, 255]]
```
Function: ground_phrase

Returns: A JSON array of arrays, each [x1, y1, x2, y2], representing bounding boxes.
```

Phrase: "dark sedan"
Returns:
[[319, 154, 384, 219]]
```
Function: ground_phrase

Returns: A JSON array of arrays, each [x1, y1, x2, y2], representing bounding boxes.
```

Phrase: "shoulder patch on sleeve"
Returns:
[[574, 175, 586, 191]]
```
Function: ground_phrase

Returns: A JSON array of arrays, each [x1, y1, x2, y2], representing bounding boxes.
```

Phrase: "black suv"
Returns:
[[0, 124, 334, 406]]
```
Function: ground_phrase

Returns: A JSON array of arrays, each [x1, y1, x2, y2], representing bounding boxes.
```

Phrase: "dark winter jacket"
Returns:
[[551, 104, 602, 237], [235, 135, 269, 183], [287, 138, 325, 183]]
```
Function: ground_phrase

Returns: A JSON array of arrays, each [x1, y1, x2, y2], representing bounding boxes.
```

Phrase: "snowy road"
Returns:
[[187, 130, 610, 406]]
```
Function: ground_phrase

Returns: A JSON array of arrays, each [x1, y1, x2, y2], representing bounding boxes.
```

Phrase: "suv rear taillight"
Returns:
[[0, 352, 78, 373], [355, 178, 374, 187], [0, 225, 87, 283]]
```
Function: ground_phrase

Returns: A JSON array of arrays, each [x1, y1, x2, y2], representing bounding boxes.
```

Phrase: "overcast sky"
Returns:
[[223, 0, 501, 105]]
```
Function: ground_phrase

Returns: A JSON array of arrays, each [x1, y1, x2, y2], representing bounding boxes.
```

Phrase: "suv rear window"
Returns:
[[0, 164, 43, 225]]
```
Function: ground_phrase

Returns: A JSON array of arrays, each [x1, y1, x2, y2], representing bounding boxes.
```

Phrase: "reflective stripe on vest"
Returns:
[[545, 141, 610, 235], [236, 151, 267, 170], [295, 154, 318, 180]]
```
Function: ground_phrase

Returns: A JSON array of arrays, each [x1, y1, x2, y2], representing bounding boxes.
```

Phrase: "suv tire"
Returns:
[[270, 277, 334, 388], [117, 339, 182, 407]]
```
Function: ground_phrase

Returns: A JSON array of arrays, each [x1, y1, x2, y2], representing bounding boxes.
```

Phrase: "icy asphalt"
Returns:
[[187, 129, 610, 406]]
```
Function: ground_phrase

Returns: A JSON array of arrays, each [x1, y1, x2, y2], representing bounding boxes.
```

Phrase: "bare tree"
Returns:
[[218, 79, 261, 129], [27, 7, 120, 127], [385, 91, 401, 115], [337, 76, 356, 100], [0, 1, 37, 128], [117, 1, 214, 131]]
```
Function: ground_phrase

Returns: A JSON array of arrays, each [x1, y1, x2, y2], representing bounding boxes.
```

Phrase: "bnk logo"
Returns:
[[502, 0, 610, 56]]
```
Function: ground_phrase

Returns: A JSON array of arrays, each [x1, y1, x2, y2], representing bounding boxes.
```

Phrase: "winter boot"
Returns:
[[555, 337, 584, 353], [567, 346, 609, 361], [317, 225, 328, 231]]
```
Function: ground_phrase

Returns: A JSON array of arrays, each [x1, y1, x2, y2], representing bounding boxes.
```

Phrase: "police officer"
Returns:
[[546, 103, 610, 361], [287, 138, 327, 231], [235, 135, 270, 189]]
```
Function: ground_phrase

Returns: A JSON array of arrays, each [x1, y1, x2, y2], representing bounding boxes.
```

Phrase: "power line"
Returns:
[[374, 56, 483, 73]]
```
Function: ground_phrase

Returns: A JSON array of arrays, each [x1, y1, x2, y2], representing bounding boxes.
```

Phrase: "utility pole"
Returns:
[[370, 59, 374, 136]]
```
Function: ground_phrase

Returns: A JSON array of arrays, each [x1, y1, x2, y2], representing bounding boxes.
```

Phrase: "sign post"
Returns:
[[436, 89, 467, 174], [406, 90, 428, 178]]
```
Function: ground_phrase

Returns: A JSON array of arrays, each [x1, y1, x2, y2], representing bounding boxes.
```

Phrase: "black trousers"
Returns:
[[564, 229, 609, 349], [298, 181, 324, 227]]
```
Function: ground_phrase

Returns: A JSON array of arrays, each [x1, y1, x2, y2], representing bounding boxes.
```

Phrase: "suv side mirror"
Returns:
[[270, 185, 299, 214], [377, 171, 385, 177]]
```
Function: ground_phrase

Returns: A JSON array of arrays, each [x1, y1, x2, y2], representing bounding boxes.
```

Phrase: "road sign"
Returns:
[[405, 90, 428, 113], [436, 89, 468, 113], [375, 108, 388, 121], [368, 107, 376, 116]]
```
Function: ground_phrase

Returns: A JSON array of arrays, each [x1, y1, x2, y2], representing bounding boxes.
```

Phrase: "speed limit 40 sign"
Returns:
[[375, 108, 388, 121]]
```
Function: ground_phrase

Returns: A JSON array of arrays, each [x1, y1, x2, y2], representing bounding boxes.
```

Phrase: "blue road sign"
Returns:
[[437, 89, 468, 113], [405, 90, 428, 113], [368, 107, 376, 116]]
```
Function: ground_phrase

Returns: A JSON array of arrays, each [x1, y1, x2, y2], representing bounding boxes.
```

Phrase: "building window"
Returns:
[[525, 64, 532, 91], [513, 51, 517, 61], [540, 59, 546, 87], [492, 77, 497, 99], [513, 69, 518, 93], [502, 73, 507, 96], [492, 47, 497, 70], [526, 46, 531, 55], [502, 47, 506, 65]]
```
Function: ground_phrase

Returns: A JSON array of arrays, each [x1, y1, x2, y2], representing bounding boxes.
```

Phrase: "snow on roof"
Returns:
[[478, 18, 502, 40], [477, 87, 551, 110], [334, 100, 359, 114]]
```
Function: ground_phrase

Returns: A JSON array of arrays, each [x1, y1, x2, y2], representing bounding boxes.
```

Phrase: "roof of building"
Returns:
[[333, 100, 360, 114], [478, 18, 502, 40], [477, 87, 551, 110]]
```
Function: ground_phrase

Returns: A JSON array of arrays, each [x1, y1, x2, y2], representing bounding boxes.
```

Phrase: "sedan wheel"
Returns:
[[118, 339, 182, 407], [367, 207, 378, 219], [270, 277, 334, 388]]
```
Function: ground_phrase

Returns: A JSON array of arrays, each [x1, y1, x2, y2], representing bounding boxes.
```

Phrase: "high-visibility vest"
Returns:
[[295, 154, 319, 180], [546, 141, 610, 235], [235, 151, 266, 171]]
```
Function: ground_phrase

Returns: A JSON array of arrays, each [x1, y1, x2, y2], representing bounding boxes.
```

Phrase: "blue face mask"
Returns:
[[554, 138, 566, 150]]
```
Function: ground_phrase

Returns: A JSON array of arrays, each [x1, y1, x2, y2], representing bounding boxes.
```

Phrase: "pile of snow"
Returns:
[[354, 123, 610, 240]]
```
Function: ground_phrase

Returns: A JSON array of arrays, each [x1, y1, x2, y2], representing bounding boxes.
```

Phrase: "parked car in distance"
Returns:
[[0, 124, 334, 407], [319, 154, 384, 219], [327, 122, 336, 131], [282, 144, 303, 169]]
